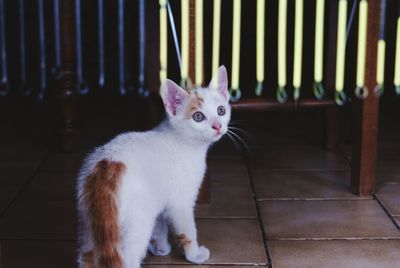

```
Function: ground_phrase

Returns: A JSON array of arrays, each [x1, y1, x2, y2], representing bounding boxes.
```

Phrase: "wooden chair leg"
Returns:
[[350, 0, 381, 196], [351, 98, 379, 196], [324, 0, 341, 152], [57, 0, 79, 153], [56, 74, 79, 153], [351, 94, 380, 196]]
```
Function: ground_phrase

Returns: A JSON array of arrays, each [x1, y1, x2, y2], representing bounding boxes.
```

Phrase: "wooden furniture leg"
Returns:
[[350, 0, 381, 196], [144, 0, 162, 130], [56, 0, 79, 152], [324, 0, 341, 151]]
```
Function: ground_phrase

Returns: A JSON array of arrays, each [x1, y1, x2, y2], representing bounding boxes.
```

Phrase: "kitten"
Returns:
[[77, 65, 231, 268]]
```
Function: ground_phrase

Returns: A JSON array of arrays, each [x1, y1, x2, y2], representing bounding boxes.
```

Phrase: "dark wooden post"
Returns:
[[144, 0, 163, 130], [56, 0, 79, 152], [351, 0, 381, 196], [324, 0, 342, 150]]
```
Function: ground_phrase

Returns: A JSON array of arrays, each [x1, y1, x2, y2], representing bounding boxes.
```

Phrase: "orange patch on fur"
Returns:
[[185, 93, 204, 118], [84, 159, 126, 268], [177, 234, 192, 249], [83, 251, 95, 268]]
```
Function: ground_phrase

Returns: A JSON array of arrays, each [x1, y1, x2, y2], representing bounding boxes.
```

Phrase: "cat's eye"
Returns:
[[217, 106, 226, 116], [193, 111, 205, 122]]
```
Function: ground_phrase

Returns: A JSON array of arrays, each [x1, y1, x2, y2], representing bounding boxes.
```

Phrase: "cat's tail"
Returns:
[[82, 159, 126, 268]]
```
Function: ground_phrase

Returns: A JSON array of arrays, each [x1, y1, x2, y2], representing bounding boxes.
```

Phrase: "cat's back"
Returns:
[[79, 130, 161, 175], [76, 126, 207, 201]]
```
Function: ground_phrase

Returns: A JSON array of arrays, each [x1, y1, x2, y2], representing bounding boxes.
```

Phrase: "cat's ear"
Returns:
[[160, 79, 189, 116], [209, 65, 229, 101]]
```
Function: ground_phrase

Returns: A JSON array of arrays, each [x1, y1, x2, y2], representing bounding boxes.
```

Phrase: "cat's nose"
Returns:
[[212, 122, 222, 132]]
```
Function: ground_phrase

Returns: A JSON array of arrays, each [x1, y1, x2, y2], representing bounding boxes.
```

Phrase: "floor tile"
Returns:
[[252, 170, 362, 200], [269, 240, 400, 268], [394, 217, 400, 227], [0, 240, 76, 268], [0, 141, 49, 162], [39, 152, 83, 173], [208, 137, 243, 159], [377, 161, 400, 183], [376, 183, 400, 216], [78, 138, 106, 154], [0, 161, 40, 187], [378, 143, 400, 162], [248, 145, 349, 171], [240, 110, 324, 142], [143, 264, 260, 268], [259, 200, 400, 239], [0, 201, 77, 239], [0, 187, 19, 215], [248, 130, 322, 148], [196, 184, 256, 218], [16, 172, 76, 202], [208, 158, 249, 184], [378, 124, 400, 142], [144, 219, 267, 265]]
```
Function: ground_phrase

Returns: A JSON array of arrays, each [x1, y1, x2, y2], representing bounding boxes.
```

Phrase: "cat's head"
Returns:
[[160, 65, 231, 143]]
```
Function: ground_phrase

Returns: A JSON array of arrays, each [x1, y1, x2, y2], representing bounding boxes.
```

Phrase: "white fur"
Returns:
[[77, 66, 231, 268]]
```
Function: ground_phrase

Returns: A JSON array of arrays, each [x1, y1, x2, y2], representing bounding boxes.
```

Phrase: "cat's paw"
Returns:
[[185, 245, 210, 264], [148, 240, 172, 256]]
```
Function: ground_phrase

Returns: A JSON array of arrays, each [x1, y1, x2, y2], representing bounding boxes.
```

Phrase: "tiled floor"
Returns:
[[0, 106, 399, 268]]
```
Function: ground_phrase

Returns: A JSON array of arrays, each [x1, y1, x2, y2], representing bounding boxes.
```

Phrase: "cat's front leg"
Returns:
[[167, 205, 210, 264]]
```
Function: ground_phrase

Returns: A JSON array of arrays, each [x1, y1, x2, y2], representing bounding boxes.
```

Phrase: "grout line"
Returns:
[[249, 168, 349, 172], [374, 194, 400, 230], [243, 156, 273, 268], [209, 182, 251, 186], [378, 182, 400, 185], [0, 237, 77, 241], [256, 197, 372, 201], [143, 263, 268, 266], [266, 237, 400, 241], [0, 149, 53, 218], [249, 169, 350, 173], [195, 216, 257, 219]]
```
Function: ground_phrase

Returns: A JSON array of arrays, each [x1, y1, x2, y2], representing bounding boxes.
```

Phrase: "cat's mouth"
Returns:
[[214, 129, 223, 135], [213, 130, 225, 140]]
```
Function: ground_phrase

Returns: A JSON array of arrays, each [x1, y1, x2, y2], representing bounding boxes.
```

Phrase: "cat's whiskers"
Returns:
[[226, 131, 242, 152], [227, 128, 250, 152], [228, 126, 252, 141]]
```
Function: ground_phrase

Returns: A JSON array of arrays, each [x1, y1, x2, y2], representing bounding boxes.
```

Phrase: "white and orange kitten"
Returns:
[[77, 66, 231, 268]]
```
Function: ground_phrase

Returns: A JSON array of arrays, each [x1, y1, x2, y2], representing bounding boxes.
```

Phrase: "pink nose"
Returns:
[[212, 122, 222, 132]]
